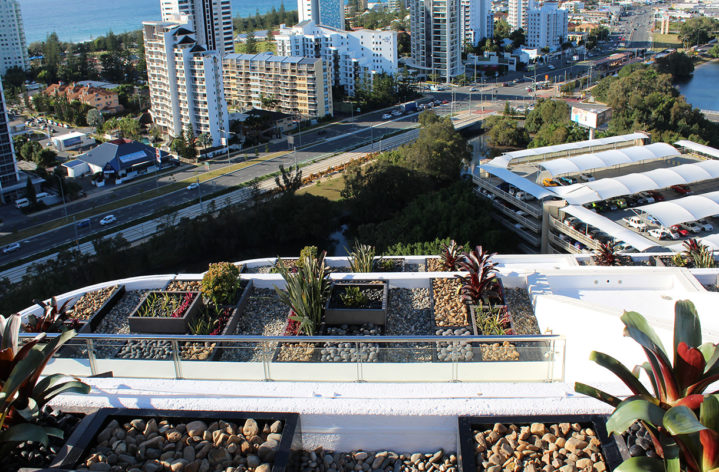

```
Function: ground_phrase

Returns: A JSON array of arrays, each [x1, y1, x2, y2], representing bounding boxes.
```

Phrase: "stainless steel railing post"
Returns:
[[86, 338, 97, 377], [171, 340, 183, 379]]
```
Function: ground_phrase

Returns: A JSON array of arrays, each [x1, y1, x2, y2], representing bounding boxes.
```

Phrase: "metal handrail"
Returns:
[[24, 333, 564, 343]]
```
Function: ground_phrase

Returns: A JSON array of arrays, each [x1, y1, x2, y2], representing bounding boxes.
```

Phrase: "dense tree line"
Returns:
[[678, 17, 719, 47], [353, 73, 418, 110], [655, 52, 694, 81], [12, 135, 58, 168], [233, 6, 298, 32], [353, 8, 408, 30], [591, 64, 719, 146], [31, 94, 92, 126]]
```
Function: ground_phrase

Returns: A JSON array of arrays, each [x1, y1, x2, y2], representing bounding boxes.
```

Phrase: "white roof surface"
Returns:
[[478, 165, 558, 199], [675, 140, 719, 159], [540, 143, 678, 176], [636, 190, 719, 227], [492, 132, 648, 168], [561, 205, 659, 251], [560, 159, 719, 205]]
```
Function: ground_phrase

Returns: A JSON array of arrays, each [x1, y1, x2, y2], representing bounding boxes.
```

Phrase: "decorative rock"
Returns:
[[356, 452, 370, 461], [564, 438, 588, 454], [243, 419, 259, 438], [170, 459, 187, 472], [256, 463, 272, 472], [130, 419, 146, 432], [207, 448, 231, 465], [270, 421, 283, 434], [530, 424, 547, 436], [89, 462, 111, 472], [258, 439, 279, 462], [183, 445, 195, 462], [247, 455, 262, 468], [186, 421, 208, 438], [576, 458, 593, 469]]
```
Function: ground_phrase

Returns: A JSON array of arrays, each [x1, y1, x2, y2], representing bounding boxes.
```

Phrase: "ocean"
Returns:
[[21, 0, 290, 44]]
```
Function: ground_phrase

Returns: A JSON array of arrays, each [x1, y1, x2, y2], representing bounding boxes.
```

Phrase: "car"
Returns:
[[647, 190, 664, 201], [391, 109, 402, 116], [434, 100, 441, 105], [542, 178, 560, 187], [548, 65, 556, 70], [670, 184, 691, 195], [697, 219, 714, 231], [578, 173, 595, 182], [469, 87, 478, 92], [648, 228, 671, 240], [381, 113, 392, 120], [187, 182, 200, 191], [681, 222, 702, 234], [441, 100, 449, 104], [623, 216, 647, 230], [671, 225, 689, 237], [76, 219, 91, 229], [2, 242, 20, 254], [99, 215, 117, 226]]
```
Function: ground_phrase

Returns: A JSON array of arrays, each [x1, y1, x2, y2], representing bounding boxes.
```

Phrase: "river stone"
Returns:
[[170, 459, 187, 472], [186, 421, 208, 438], [243, 419, 259, 438], [130, 419, 146, 431], [143, 462, 162, 472], [89, 463, 111, 472], [565, 438, 588, 453], [183, 445, 195, 462], [258, 440, 279, 462], [257, 464, 272, 472], [167, 430, 182, 442], [208, 448, 231, 465], [267, 433, 282, 442], [270, 420, 283, 433]]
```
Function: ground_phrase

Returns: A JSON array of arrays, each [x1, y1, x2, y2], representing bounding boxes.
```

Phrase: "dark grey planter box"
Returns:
[[50, 408, 301, 472], [221, 279, 253, 336], [458, 415, 623, 472], [469, 304, 513, 336], [76, 285, 126, 334], [324, 282, 388, 326], [128, 291, 203, 334]]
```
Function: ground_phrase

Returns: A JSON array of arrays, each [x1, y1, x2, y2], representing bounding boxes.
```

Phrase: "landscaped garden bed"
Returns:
[[297, 447, 457, 472], [69, 284, 125, 332], [50, 409, 299, 472], [458, 415, 622, 472], [128, 290, 203, 334], [325, 282, 388, 326]]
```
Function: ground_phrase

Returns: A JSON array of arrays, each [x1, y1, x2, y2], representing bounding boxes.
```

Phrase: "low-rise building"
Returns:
[[44, 83, 122, 113], [51, 132, 96, 152], [276, 20, 397, 97], [222, 52, 333, 119], [74, 139, 171, 182]]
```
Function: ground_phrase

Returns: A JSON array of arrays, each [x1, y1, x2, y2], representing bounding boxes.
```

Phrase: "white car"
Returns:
[[381, 113, 392, 120], [3, 242, 20, 253], [696, 219, 714, 231], [648, 228, 670, 240], [681, 222, 702, 234], [391, 109, 402, 116], [548, 65, 556, 70], [623, 216, 647, 231], [187, 182, 200, 191], [99, 215, 117, 226]]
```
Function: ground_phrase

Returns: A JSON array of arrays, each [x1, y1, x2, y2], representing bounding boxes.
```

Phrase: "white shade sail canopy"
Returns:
[[559, 159, 719, 205], [491, 133, 649, 168], [478, 165, 558, 199], [561, 205, 658, 252], [540, 143, 679, 177], [675, 140, 719, 160], [636, 190, 719, 227]]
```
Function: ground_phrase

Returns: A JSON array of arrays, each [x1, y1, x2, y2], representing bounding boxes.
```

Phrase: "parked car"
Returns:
[[623, 216, 647, 231], [670, 184, 691, 195], [381, 113, 392, 120], [542, 178, 560, 187], [671, 225, 689, 237], [681, 222, 702, 234], [99, 214, 117, 226], [647, 190, 664, 201], [2, 242, 20, 254], [578, 173, 595, 182], [648, 228, 671, 240], [696, 219, 714, 231]]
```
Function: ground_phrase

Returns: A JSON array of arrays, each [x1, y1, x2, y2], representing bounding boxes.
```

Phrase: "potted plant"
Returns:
[[127, 290, 203, 334], [324, 282, 389, 326]]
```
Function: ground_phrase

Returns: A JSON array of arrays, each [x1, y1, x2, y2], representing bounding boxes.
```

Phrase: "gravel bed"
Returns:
[[88, 290, 147, 359], [78, 417, 284, 472], [404, 262, 425, 272], [244, 265, 274, 274], [385, 288, 433, 362], [471, 421, 609, 472], [426, 258, 446, 272], [320, 324, 381, 362], [69, 285, 119, 321], [298, 448, 458, 472], [432, 279, 468, 327], [219, 289, 287, 362], [504, 288, 540, 335], [436, 327, 473, 362], [166, 280, 202, 291]]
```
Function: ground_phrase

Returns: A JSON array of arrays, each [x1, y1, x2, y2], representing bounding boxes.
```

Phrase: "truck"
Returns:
[[403, 101, 418, 114]]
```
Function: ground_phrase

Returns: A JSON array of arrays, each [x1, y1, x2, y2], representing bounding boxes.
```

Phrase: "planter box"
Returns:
[[469, 304, 513, 336], [221, 279, 253, 336], [458, 415, 623, 472], [50, 408, 301, 472], [128, 291, 203, 334], [76, 285, 126, 334], [324, 282, 388, 326]]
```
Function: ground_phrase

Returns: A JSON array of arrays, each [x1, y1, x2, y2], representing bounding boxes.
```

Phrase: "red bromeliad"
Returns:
[[171, 292, 195, 318]]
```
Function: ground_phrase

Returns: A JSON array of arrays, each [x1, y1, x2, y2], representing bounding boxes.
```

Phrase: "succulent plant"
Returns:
[[440, 240, 464, 271], [0, 315, 90, 453], [339, 286, 369, 308], [347, 241, 375, 273], [593, 242, 622, 266], [275, 251, 331, 336], [201, 262, 241, 307], [575, 300, 719, 472], [23, 297, 75, 333], [456, 245, 501, 305]]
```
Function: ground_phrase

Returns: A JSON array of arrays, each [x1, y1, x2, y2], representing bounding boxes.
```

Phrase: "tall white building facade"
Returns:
[[0, 79, 18, 195], [409, 0, 463, 80], [527, 2, 568, 50], [160, 0, 234, 55], [143, 22, 229, 147], [0, 0, 29, 76], [276, 21, 397, 96], [460, 0, 493, 47], [297, 0, 345, 30], [508, 0, 533, 31]]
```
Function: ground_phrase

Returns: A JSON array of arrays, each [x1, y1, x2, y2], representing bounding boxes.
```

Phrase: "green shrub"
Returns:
[[201, 262, 241, 307]]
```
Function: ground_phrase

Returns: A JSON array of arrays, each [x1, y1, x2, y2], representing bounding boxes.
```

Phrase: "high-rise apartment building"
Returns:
[[276, 21, 397, 97], [143, 21, 229, 148], [409, 0, 463, 81], [0, 80, 19, 199], [508, 0, 533, 31], [297, 0, 345, 30], [222, 52, 333, 119], [0, 0, 29, 76], [527, 2, 568, 50], [460, 0, 493, 47], [160, 0, 234, 55]]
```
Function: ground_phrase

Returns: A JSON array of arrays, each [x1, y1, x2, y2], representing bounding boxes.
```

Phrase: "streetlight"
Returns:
[[220, 129, 231, 165], [55, 174, 68, 220]]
